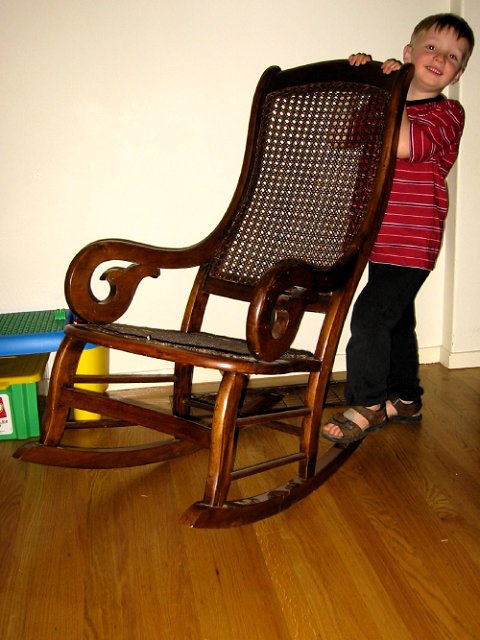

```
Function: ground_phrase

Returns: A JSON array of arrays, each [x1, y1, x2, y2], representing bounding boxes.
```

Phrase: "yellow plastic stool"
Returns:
[[73, 346, 109, 421]]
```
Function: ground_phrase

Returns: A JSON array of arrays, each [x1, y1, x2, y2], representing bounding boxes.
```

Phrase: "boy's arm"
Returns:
[[396, 108, 411, 159]]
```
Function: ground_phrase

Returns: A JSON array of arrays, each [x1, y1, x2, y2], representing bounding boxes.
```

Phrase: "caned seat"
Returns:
[[15, 60, 412, 527]]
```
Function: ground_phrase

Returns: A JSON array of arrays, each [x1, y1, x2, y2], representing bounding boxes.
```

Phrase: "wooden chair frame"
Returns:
[[15, 60, 413, 527]]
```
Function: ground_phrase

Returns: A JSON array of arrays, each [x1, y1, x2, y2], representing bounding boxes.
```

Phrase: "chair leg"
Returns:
[[172, 363, 194, 416], [41, 336, 85, 446], [202, 371, 247, 507], [299, 369, 329, 478]]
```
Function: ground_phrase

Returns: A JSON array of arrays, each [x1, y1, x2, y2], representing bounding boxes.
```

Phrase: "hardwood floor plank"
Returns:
[[81, 465, 203, 639], [254, 497, 414, 640], [327, 445, 480, 639], [174, 451, 293, 639], [0, 462, 88, 638]]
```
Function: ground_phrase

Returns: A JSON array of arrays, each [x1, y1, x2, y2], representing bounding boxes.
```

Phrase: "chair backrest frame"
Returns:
[[181, 60, 413, 338]]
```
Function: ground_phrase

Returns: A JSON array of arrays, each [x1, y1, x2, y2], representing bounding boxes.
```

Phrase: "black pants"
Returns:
[[345, 262, 429, 407]]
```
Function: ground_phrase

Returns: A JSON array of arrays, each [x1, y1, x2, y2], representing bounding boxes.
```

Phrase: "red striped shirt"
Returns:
[[370, 96, 464, 271]]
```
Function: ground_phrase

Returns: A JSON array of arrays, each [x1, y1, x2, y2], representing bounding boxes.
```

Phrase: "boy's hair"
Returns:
[[411, 13, 475, 67]]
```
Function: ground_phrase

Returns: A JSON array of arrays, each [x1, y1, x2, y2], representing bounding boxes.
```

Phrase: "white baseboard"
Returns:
[[419, 346, 442, 364], [439, 347, 480, 369], [335, 345, 480, 373]]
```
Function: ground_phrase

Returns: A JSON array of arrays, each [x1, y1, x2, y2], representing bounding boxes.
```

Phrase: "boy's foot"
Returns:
[[386, 396, 422, 423], [322, 405, 387, 444]]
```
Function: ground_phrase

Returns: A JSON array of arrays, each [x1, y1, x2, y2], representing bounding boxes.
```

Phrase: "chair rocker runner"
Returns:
[[15, 60, 413, 528]]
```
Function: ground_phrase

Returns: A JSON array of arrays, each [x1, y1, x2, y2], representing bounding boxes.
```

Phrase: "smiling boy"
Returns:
[[322, 14, 475, 443]]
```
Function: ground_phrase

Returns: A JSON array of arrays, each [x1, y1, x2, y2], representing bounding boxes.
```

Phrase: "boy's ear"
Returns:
[[450, 68, 465, 85], [403, 44, 412, 63]]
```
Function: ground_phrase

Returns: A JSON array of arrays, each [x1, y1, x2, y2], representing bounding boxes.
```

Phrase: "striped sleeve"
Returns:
[[409, 100, 464, 176]]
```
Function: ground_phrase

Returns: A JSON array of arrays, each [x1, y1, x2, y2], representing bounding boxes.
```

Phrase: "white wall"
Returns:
[[441, 0, 480, 368], [1, 0, 478, 381]]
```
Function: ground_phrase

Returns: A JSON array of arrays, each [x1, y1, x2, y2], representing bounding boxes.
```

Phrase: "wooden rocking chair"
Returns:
[[15, 60, 412, 527]]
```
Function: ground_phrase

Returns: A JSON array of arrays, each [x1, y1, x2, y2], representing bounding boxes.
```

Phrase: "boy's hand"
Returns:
[[348, 54, 403, 75], [381, 58, 402, 74], [348, 53, 372, 66]]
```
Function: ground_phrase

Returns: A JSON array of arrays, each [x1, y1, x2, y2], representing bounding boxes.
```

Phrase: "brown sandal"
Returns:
[[322, 405, 387, 444], [388, 396, 422, 423]]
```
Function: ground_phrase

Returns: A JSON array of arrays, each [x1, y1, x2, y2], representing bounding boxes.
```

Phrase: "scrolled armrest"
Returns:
[[65, 238, 209, 324], [246, 261, 317, 362], [246, 259, 355, 361]]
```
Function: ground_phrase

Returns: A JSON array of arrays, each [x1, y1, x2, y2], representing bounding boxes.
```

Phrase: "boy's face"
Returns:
[[403, 25, 470, 96]]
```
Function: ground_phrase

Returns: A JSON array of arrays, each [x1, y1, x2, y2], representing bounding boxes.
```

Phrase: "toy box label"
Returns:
[[0, 394, 13, 435]]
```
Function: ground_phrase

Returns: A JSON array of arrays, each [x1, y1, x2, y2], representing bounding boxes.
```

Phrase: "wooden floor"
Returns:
[[0, 363, 479, 639]]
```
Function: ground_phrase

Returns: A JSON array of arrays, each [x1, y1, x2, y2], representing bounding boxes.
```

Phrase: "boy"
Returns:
[[323, 13, 475, 443]]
